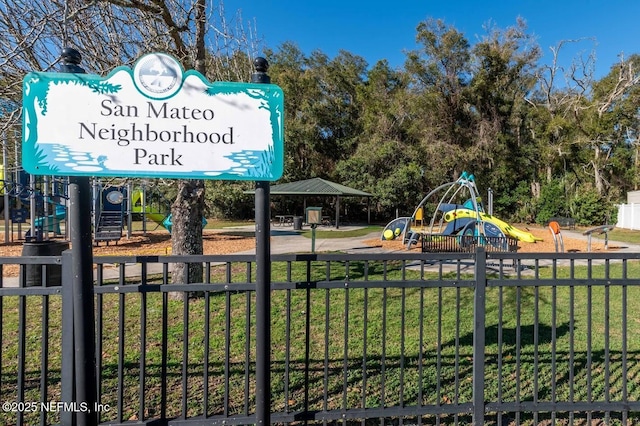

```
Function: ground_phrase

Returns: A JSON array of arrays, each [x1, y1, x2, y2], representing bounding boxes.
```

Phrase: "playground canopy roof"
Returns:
[[268, 178, 372, 198], [248, 178, 372, 228]]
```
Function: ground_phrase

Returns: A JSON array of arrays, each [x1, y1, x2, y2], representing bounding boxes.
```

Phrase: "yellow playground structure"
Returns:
[[382, 172, 541, 251], [131, 189, 170, 230]]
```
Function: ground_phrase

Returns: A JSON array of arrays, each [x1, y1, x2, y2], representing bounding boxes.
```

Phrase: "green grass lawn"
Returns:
[[129, 219, 382, 237], [124, 218, 254, 231], [2, 255, 640, 424], [298, 225, 382, 239], [603, 226, 640, 244]]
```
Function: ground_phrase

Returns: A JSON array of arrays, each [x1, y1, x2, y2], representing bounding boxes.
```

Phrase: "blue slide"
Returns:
[[34, 203, 66, 234]]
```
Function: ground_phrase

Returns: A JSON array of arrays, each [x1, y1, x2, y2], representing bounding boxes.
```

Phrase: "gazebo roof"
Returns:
[[268, 178, 372, 197]]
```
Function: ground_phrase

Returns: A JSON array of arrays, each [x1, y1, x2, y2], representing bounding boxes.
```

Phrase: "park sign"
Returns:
[[22, 53, 284, 180]]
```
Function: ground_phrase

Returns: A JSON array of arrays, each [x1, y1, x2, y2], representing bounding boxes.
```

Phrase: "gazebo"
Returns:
[[267, 177, 373, 229]]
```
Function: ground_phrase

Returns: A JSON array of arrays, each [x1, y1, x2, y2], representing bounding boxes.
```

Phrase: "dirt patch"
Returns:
[[0, 229, 256, 258], [0, 229, 256, 277], [88, 229, 256, 256], [514, 226, 615, 253]]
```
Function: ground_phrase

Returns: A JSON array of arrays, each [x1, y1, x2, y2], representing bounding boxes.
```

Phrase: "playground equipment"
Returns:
[[0, 151, 200, 246], [548, 221, 564, 252], [93, 185, 126, 244], [382, 172, 542, 252], [0, 164, 172, 245], [33, 202, 67, 235], [0, 163, 70, 285], [159, 214, 208, 234], [583, 224, 615, 252], [0, 122, 210, 246], [0, 164, 69, 242], [130, 189, 170, 231], [129, 188, 207, 234]]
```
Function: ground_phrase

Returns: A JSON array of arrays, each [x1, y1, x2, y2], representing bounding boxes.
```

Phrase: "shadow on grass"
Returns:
[[4, 344, 638, 424], [451, 322, 571, 348]]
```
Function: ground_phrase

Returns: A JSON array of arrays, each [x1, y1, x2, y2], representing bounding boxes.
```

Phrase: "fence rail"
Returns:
[[421, 234, 519, 253], [2, 249, 640, 425]]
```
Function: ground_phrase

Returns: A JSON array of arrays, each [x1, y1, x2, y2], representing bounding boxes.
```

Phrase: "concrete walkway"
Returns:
[[230, 225, 389, 255], [548, 228, 640, 253]]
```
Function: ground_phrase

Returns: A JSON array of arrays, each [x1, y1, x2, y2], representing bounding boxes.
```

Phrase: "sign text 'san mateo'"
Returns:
[[77, 100, 234, 165]]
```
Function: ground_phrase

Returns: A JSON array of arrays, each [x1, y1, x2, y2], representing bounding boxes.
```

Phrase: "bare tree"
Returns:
[[528, 39, 640, 196], [526, 38, 598, 184], [0, 0, 260, 283]]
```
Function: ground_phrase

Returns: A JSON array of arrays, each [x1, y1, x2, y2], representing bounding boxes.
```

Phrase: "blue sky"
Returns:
[[225, 0, 640, 79]]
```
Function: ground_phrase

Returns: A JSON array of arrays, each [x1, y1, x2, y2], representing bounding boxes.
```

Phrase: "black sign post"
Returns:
[[60, 48, 99, 426], [251, 57, 272, 426]]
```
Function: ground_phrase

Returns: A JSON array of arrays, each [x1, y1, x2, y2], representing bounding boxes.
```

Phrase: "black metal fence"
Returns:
[[2, 248, 640, 425], [421, 234, 519, 253]]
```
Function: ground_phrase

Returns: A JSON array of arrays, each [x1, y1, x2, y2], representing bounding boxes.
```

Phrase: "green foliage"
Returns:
[[335, 135, 426, 217], [374, 163, 426, 213], [261, 20, 640, 227], [569, 183, 617, 226], [267, 45, 366, 182], [529, 180, 617, 227], [205, 181, 254, 220], [534, 179, 568, 225], [498, 180, 537, 223]]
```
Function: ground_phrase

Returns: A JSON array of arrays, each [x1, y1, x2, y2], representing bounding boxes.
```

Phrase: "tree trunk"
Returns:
[[171, 0, 207, 292], [171, 179, 205, 286], [593, 147, 604, 196]]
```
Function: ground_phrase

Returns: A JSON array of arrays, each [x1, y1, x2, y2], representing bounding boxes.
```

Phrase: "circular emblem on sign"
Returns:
[[133, 53, 182, 99]]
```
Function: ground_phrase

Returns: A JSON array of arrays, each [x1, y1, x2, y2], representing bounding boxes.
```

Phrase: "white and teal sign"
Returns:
[[22, 52, 284, 180]]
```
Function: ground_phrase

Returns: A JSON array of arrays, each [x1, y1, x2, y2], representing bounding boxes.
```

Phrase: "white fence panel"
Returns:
[[616, 203, 640, 230]]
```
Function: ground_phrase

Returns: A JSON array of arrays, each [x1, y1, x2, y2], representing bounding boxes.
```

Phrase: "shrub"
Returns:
[[534, 179, 567, 225], [569, 184, 616, 226]]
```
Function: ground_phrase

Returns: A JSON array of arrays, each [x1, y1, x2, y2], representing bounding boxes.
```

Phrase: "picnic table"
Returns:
[[274, 215, 294, 226], [548, 217, 576, 230]]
